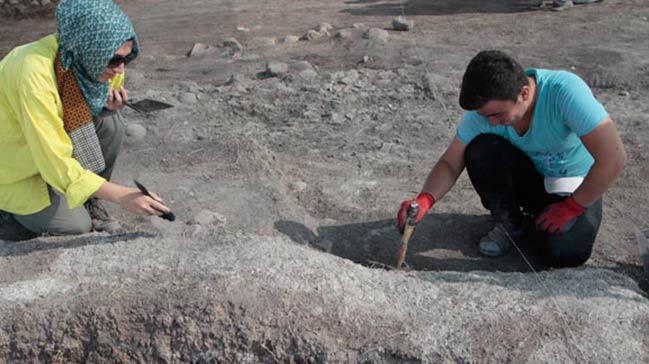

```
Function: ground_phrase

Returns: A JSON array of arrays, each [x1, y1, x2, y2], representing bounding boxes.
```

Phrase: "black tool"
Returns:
[[125, 99, 174, 113], [133, 179, 175, 221]]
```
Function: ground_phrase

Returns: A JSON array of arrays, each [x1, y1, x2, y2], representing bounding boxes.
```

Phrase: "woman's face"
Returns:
[[97, 40, 134, 82]]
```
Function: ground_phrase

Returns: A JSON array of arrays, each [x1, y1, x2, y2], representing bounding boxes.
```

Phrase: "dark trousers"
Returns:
[[12, 112, 125, 235], [464, 134, 602, 268]]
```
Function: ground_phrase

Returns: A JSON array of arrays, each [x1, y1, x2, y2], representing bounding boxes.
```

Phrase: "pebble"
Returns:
[[178, 92, 198, 104], [281, 35, 300, 44], [314, 23, 333, 33], [619, 90, 630, 97], [363, 28, 389, 43], [192, 209, 227, 226], [392, 16, 415, 31], [335, 29, 353, 39], [187, 43, 216, 57], [222, 37, 243, 52], [266, 61, 289, 76], [126, 124, 146, 141], [247, 37, 276, 48], [352, 23, 368, 30], [301, 30, 323, 41], [293, 61, 314, 71]]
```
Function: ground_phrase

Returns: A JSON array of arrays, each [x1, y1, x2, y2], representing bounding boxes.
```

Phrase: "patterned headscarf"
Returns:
[[56, 0, 140, 116]]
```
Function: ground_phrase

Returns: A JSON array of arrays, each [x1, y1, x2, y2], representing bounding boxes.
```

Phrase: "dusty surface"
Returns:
[[1, 0, 649, 362]]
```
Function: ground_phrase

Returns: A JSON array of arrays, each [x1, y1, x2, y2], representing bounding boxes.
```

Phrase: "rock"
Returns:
[[126, 124, 147, 141], [186, 43, 217, 57], [293, 61, 314, 72], [339, 70, 359, 85], [335, 29, 353, 39], [192, 209, 226, 226], [392, 16, 414, 31], [247, 37, 276, 48], [178, 92, 198, 104], [352, 23, 368, 30], [298, 69, 318, 80], [289, 181, 308, 192], [222, 37, 243, 52], [619, 90, 630, 97], [236, 26, 250, 32], [314, 23, 333, 33], [266, 61, 289, 76], [281, 35, 300, 44], [176, 81, 201, 93], [300, 30, 323, 41], [363, 28, 389, 43]]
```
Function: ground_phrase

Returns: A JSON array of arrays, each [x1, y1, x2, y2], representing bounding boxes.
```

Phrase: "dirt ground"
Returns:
[[1, 0, 649, 361]]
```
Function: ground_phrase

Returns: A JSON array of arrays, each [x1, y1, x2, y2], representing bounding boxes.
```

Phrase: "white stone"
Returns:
[[126, 124, 147, 141], [192, 209, 227, 226], [178, 92, 198, 104]]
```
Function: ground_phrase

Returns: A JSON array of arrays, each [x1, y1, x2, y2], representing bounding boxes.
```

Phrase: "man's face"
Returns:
[[97, 40, 134, 82], [476, 96, 526, 127]]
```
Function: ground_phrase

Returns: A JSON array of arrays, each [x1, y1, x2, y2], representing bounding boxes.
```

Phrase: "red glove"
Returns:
[[535, 195, 586, 234], [397, 192, 435, 234]]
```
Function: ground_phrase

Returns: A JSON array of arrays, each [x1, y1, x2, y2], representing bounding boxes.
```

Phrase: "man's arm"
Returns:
[[420, 136, 467, 200], [572, 117, 627, 207]]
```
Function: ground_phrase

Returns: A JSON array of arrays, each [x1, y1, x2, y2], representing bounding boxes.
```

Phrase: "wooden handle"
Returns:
[[394, 224, 415, 269]]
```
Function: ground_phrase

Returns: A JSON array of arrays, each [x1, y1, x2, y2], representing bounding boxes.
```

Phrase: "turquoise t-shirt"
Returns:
[[456, 68, 609, 177]]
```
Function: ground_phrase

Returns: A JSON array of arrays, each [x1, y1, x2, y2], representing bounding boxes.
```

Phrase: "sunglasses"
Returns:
[[107, 52, 135, 68]]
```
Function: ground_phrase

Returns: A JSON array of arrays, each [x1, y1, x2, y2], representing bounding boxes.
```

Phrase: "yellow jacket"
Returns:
[[0, 34, 124, 215]]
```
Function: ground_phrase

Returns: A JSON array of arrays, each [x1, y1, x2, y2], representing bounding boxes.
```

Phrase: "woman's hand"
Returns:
[[93, 182, 171, 218], [105, 87, 129, 111]]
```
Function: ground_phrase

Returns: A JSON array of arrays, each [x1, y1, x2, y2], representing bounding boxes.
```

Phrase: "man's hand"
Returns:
[[397, 192, 435, 234], [105, 87, 129, 111], [535, 196, 586, 234]]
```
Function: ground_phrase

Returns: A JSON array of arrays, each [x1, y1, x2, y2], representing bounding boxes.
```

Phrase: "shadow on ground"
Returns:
[[342, 0, 536, 16], [276, 213, 548, 272], [0, 231, 156, 257]]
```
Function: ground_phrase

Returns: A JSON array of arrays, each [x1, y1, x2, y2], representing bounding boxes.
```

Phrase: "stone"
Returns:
[[335, 29, 353, 39], [281, 35, 300, 44], [314, 23, 333, 33], [392, 16, 415, 31], [339, 70, 359, 85], [126, 124, 147, 141], [222, 37, 243, 52], [192, 209, 226, 226], [363, 28, 389, 43], [178, 92, 198, 104], [187, 43, 217, 57], [293, 61, 313, 72], [300, 30, 323, 41], [266, 61, 289, 76], [247, 37, 276, 48], [298, 69, 318, 80], [352, 23, 368, 30]]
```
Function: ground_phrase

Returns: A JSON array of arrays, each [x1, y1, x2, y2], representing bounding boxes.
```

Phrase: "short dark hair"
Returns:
[[459, 50, 529, 110]]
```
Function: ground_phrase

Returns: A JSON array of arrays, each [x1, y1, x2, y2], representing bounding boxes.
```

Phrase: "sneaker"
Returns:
[[552, 0, 574, 11], [85, 199, 122, 234], [478, 222, 526, 257]]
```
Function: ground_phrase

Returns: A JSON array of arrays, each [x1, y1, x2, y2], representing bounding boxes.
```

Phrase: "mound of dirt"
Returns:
[[1, 231, 648, 362]]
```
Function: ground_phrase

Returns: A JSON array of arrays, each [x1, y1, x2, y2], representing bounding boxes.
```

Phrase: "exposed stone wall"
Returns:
[[0, 0, 57, 19]]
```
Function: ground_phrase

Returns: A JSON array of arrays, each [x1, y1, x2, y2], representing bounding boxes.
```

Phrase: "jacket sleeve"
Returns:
[[12, 70, 105, 209]]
